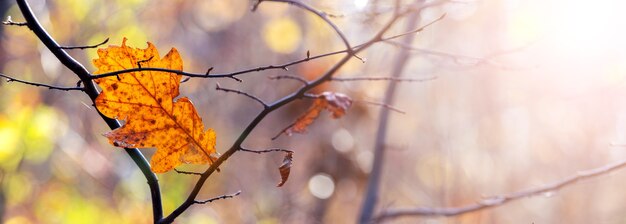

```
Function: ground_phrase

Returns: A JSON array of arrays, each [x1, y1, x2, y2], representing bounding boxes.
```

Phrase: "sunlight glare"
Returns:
[[354, 0, 368, 10], [546, 0, 626, 54]]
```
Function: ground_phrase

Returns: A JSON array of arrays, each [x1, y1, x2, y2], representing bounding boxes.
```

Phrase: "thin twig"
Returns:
[[271, 124, 295, 141], [193, 191, 242, 204], [0, 73, 84, 91], [59, 37, 109, 50], [174, 169, 202, 176], [353, 54, 367, 63], [2, 16, 27, 26], [355, 100, 405, 114], [331, 76, 436, 82], [137, 56, 154, 68], [385, 41, 527, 69], [88, 15, 445, 82], [268, 75, 309, 85], [215, 83, 268, 108], [239, 147, 294, 154], [374, 158, 626, 222], [180, 77, 191, 83], [382, 13, 445, 41], [257, 0, 353, 53]]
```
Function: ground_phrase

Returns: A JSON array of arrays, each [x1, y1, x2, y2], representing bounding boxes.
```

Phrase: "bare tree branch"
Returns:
[[254, 0, 353, 53], [0, 73, 84, 91], [215, 83, 268, 108], [193, 191, 242, 204], [59, 37, 109, 50], [88, 15, 445, 82], [8, 0, 445, 223], [2, 16, 27, 26], [239, 147, 294, 154], [14, 1, 163, 221], [174, 169, 202, 176], [268, 75, 309, 85], [374, 158, 626, 222], [159, 3, 437, 223]]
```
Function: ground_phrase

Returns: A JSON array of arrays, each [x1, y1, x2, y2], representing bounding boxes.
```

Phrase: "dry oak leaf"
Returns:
[[274, 92, 352, 139], [93, 38, 218, 173]]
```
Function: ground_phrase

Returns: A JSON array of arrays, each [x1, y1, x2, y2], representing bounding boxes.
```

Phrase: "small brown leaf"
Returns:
[[320, 92, 352, 118], [277, 152, 294, 187], [287, 98, 327, 135], [279, 91, 352, 138]]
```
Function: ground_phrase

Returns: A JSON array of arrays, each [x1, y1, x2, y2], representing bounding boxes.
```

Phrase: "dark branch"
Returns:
[[0, 73, 84, 91], [161, 4, 444, 223], [15, 0, 163, 221], [239, 147, 294, 154], [2, 16, 27, 26], [271, 124, 295, 141], [174, 169, 202, 176], [256, 0, 353, 53], [59, 37, 109, 50], [268, 75, 308, 85], [193, 191, 242, 204], [88, 15, 445, 82], [137, 56, 155, 68], [215, 83, 268, 108], [374, 158, 626, 222]]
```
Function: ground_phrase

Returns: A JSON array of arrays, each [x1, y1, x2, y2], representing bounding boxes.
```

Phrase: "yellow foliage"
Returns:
[[93, 38, 218, 173]]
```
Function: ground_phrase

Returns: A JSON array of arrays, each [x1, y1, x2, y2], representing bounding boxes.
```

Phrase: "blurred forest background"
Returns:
[[2, 0, 626, 223]]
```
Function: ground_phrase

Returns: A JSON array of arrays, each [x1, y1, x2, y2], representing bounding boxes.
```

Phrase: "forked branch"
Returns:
[[215, 83, 268, 108], [2, 16, 27, 26], [14, 0, 163, 221], [160, 3, 443, 223], [87, 14, 444, 82], [0, 73, 84, 91], [59, 37, 110, 50], [194, 191, 242, 204]]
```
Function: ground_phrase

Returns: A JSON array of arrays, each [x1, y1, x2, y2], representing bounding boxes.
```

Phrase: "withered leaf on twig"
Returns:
[[275, 91, 352, 139], [277, 152, 294, 187]]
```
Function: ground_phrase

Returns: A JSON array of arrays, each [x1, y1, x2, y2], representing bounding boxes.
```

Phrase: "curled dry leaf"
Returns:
[[277, 152, 294, 187], [93, 38, 218, 173], [281, 91, 353, 138], [320, 91, 352, 118]]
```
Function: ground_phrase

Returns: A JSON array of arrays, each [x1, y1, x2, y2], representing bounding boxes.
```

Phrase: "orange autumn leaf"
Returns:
[[289, 98, 327, 134], [275, 92, 352, 139], [93, 38, 218, 173]]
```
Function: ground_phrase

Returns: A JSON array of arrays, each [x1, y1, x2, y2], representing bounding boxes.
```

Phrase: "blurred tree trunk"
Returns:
[[358, 2, 423, 223]]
